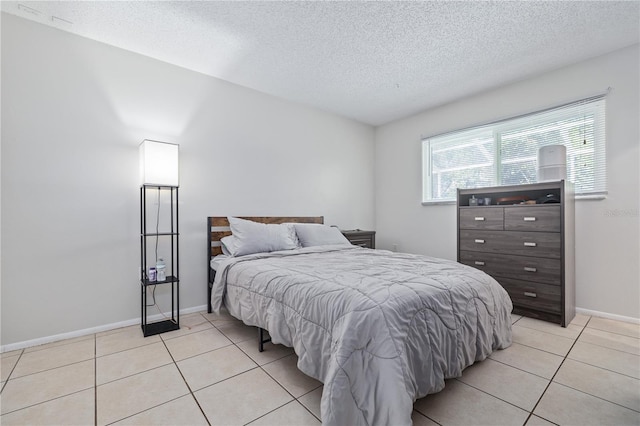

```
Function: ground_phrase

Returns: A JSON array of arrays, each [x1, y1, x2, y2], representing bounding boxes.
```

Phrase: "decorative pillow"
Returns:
[[293, 223, 351, 247], [220, 235, 236, 256], [228, 217, 298, 256]]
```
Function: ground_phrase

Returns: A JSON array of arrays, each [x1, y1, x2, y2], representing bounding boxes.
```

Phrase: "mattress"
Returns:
[[210, 245, 512, 425]]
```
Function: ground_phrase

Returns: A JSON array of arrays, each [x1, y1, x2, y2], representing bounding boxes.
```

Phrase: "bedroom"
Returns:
[[1, 1, 639, 425]]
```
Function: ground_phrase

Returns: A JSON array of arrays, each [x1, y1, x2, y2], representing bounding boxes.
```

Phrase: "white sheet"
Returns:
[[210, 254, 230, 271]]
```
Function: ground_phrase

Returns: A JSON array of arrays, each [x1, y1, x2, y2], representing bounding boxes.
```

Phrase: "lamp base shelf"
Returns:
[[142, 319, 179, 337]]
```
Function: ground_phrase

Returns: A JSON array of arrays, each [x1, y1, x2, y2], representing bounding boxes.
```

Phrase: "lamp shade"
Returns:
[[139, 140, 179, 187]]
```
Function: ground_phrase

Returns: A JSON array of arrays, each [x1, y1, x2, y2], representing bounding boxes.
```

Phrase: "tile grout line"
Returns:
[[172, 313, 276, 422], [97, 361, 177, 388], [96, 314, 216, 425], [96, 327, 229, 386], [185, 364, 264, 393], [241, 329, 303, 424], [2, 323, 397, 423], [575, 337, 640, 356], [184, 317, 299, 424], [551, 381, 640, 414], [514, 323, 582, 340], [296, 387, 324, 422], [413, 409, 443, 426], [173, 341, 236, 363], [5, 355, 96, 382], [20, 334, 96, 355], [96, 339, 160, 359], [7, 311, 637, 425], [102, 395, 192, 426], [158, 320, 262, 393], [450, 377, 534, 418], [158, 333, 212, 426], [523, 316, 593, 425], [508, 336, 574, 358], [226, 327, 321, 424], [513, 321, 578, 339], [1, 357, 96, 410], [98, 312, 298, 425], [94, 333, 98, 426], [571, 338, 640, 358], [586, 325, 640, 340], [243, 401, 298, 425], [0, 388, 93, 417], [233, 339, 294, 368], [105, 322, 231, 424], [96, 314, 225, 362], [256, 359, 323, 424], [3, 336, 96, 419], [461, 315, 587, 425], [112, 320, 210, 410], [565, 355, 640, 381], [489, 349, 562, 381], [554, 329, 640, 413], [0, 348, 24, 394]]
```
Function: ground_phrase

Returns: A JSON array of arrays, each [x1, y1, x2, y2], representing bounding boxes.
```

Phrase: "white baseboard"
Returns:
[[3, 304, 637, 353], [576, 307, 640, 325], [1, 304, 208, 353]]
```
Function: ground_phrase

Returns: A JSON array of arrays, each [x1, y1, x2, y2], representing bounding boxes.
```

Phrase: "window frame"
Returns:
[[421, 95, 607, 204]]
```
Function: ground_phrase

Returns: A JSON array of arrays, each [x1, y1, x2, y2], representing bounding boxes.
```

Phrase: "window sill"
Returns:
[[422, 193, 607, 206], [576, 194, 607, 201], [421, 200, 456, 206]]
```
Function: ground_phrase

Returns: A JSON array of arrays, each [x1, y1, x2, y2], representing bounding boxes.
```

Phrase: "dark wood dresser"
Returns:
[[341, 230, 376, 249], [457, 181, 575, 326]]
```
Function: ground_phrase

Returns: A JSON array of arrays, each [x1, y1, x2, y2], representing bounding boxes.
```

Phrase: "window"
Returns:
[[422, 96, 606, 203]]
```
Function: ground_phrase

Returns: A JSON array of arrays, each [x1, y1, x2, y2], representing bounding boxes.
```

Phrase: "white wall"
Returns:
[[375, 45, 640, 320], [1, 14, 374, 346]]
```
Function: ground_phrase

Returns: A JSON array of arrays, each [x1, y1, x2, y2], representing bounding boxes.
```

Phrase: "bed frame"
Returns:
[[207, 216, 324, 350]]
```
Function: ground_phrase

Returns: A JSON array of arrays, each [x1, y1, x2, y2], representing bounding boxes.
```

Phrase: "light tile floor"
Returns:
[[1, 311, 639, 425]]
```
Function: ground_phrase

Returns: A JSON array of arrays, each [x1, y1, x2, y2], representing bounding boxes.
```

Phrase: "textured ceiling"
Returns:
[[2, 1, 639, 125]]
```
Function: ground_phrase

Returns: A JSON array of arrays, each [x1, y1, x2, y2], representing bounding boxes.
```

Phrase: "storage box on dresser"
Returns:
[[457, 181, 575, 327]]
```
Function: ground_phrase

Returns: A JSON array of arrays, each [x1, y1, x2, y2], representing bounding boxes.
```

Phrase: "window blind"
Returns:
[[422, 95, 607, 202]]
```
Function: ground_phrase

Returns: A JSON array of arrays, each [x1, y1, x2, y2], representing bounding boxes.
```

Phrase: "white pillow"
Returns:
[[228, 217, 298, 256], [293, 223, 351, 247], [220, 235, 236, 256]]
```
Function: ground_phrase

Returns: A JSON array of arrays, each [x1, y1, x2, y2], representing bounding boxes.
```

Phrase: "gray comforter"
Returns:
[[211, 245, 512, 425]]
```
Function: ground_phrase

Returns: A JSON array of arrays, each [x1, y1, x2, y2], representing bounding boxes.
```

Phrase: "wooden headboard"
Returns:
[[207, 216, 324, 313], [207, 216, 324, 257]]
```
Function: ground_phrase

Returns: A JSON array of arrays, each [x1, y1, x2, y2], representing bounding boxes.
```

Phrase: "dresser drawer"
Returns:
[[459, 230, 561, 259], [498, 278, 562, 314], [504, 206, 561, 232], [459, 251, 561, 285], [459, 208, 504, 230]]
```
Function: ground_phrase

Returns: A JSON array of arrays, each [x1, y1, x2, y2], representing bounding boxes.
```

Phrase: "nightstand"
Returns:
[[341, 229, 376, 249]]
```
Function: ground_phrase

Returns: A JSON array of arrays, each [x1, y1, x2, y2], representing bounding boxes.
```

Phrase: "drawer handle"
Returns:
[[523, 217, 536, 222], [474, 261, 485, 266], [524, 242, 537, 247], [524, 266, 537, 272], [474, 217, 485, 221], [474, 239, 485, 244], [524, 292, 537, 298]]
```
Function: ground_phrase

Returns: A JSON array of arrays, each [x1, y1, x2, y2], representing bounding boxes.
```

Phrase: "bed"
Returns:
[[208, 216, 512, 426]]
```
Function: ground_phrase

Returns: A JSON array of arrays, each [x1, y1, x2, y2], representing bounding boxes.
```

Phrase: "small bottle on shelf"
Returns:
[[148, 267, 157, 282], [156, 258, 166, 281]]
